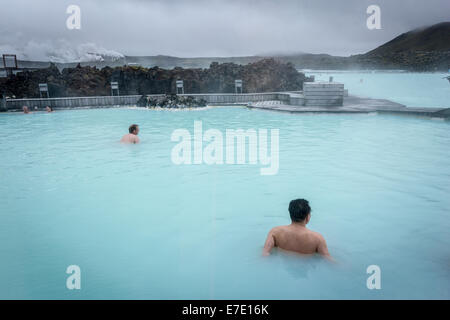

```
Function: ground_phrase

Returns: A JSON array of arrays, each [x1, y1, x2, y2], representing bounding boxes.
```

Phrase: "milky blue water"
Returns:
[[305, 71, 450, 108], [1, 104, 449, 300]]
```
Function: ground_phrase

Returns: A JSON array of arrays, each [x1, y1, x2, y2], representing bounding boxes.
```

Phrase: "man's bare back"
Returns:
[[263, 224, 330, 257], [120, 124, 140, 144], [262, 199, 332, 260], [120, 133, 140, 144]]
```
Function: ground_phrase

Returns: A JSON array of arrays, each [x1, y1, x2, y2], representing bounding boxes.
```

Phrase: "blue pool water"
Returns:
[[305, 71, 450, 108], [0, 105, 449, 299]]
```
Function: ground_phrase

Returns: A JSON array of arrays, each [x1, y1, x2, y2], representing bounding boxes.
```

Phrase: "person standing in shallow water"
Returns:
[[120, 124, 140, 144], [263, 199, 332, 260]]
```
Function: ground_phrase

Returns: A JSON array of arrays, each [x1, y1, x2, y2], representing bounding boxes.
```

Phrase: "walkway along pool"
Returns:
[[0, 106, 449, 299]]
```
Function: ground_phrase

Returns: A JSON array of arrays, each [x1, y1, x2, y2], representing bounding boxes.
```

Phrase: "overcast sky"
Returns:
[[0, 0, 449, 62]]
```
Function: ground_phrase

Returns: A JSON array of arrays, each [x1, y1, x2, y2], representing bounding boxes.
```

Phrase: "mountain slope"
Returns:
[[350, 22, 450, 71], [366, 22, 450, 55]]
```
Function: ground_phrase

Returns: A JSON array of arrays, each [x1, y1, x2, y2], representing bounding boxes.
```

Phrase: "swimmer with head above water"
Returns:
[[46, 106, 53, 112], [120, 124, 140, 144], [263, 199, 333, 261], [22, 106, 31, 114]]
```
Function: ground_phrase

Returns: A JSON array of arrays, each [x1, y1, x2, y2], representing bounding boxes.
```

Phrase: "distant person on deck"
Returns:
[[22, 106, 31, 114], [263, 199, 332, 260], [120, 124, 140, 144]]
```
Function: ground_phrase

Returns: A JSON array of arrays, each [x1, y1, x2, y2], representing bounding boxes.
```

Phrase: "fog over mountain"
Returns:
[[0, 0, 449, 63]]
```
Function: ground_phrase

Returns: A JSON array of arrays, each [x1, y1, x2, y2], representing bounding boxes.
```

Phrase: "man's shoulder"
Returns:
[[132, 135, 140, 143], [309, 230, 326, 242], [270, 225, 290, 234]]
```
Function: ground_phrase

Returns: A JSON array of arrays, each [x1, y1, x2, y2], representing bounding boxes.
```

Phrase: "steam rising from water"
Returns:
[[0, 40, 124, 63]]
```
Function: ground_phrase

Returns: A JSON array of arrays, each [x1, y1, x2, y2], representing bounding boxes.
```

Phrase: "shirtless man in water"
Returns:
[[120, 124, 140, 144], [263, 199, 332, 260]]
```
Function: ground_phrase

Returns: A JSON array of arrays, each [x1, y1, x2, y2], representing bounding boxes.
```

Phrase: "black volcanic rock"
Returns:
[[0, 59, 306, 98], [137, 94, 207, 108]]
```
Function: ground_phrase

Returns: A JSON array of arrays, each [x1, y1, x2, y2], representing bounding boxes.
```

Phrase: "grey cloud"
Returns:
[[0, 0, 449, 62]]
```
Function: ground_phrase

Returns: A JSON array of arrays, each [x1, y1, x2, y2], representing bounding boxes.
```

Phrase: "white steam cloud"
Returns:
[[0, 40, 124, 63]]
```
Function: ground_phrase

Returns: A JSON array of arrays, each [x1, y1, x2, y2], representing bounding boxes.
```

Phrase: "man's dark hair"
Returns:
[[289, 199, 311, 222], [129, 124, 139, 134]]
